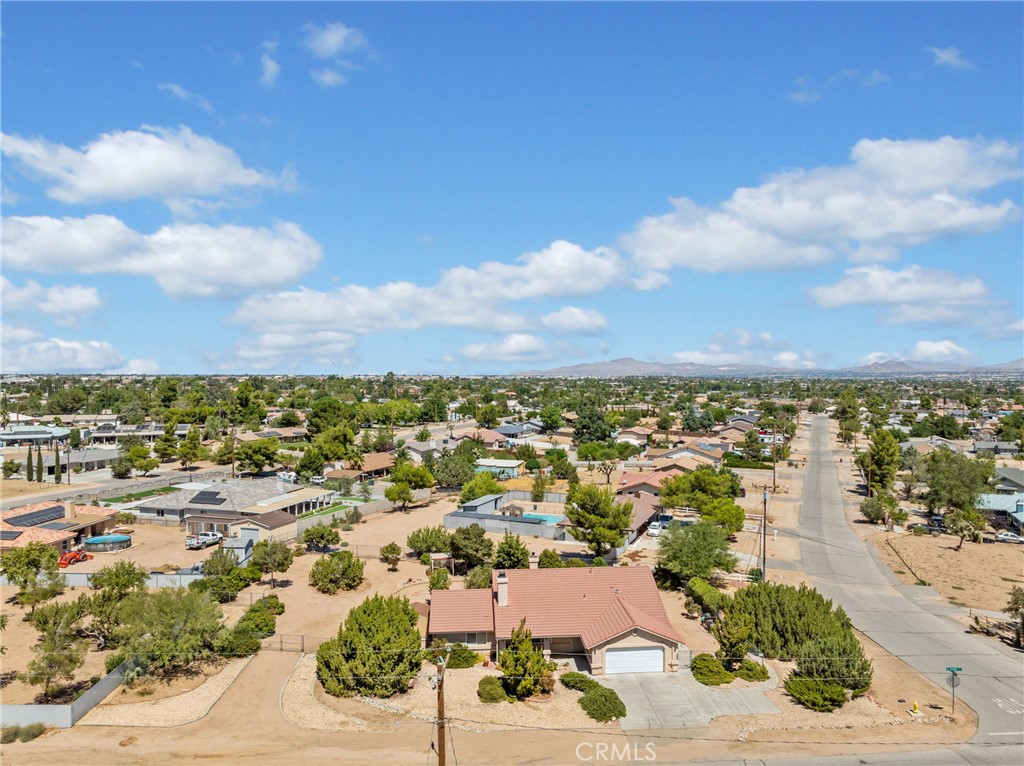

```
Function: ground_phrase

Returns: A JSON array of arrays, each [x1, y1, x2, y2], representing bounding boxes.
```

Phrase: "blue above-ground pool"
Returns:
[[84, 534, 132, 552], [521, 513, 565, 525]]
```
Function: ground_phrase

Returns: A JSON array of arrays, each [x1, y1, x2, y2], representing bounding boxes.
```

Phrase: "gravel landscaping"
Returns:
[[77, 656, 251, 727]]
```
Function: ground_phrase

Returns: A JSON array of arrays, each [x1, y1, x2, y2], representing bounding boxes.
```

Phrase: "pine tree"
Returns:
[[25, 449, 34, 482], [54, 448, 62, 484], [36, 446, 44, 483]]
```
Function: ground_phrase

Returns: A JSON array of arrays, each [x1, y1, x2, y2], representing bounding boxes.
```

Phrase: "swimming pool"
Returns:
[[522, 513, 565, 525], [84, 533, 132, 552]]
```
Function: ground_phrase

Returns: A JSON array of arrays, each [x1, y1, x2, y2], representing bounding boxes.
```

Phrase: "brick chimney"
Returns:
[[63, 501, 77, 520], [496, 571, 508, 607], [528, 553, 539, 570]]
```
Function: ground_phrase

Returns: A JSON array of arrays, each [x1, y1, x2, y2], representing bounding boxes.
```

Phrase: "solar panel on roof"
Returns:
[[6, 505, 65, 527], [0, 530, 24, 541], [191, 491, 226, 505], [40, 521, 78, 531]]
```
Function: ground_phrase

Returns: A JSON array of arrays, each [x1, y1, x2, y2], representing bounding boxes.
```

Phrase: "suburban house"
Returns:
[[427, 567, 684, 674], [133, 479, 334, 522], [89, 422, 191, 446], [325, 451, 396, 481], [185, 509, 298, 543], [617, 470, 683, 497], [475, 458, 525, 479], [0, 425, 72, 447], [977, 493, 1024, 533], [473, 429, 510, 450], [1, 501, 118, 553], [37, 447, 120, 477], [235, 426, 309, 444], [994, 467, 1024, 494], [615, 426, 654, 446], [973, 440, 1022, 457], [494, 422, 541, 439], [446, 492, 567, 540]]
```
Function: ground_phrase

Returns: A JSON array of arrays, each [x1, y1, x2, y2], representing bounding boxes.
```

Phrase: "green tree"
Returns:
[[433, 453, 475, 488], [451, 524, 494, 568], [21, 622, 87, 699], [36, 445, 44, 482], [406, 526, 452, 554], [428, 567, 451, 591], [2, 459, 19, 479], [236, 438, 281, 476], [538, 549, 564, 568], [925, 449, 994, 513], [24, 449, 34, 481], [476, 403, 502, 429], [89, 561, 148, 594], [1004, 586, 1024, 647], [740, 429, 765, 461], [176, 424, 203, 470], [380, 542, 402, 571], [539, 405, 564, 433], [391, 463, 435, 489], [712, 611, 754, 670], [531, 473, 550, 502], [572, 404, 612, 446], [565, 484, 632, 556], [498, 617, 555, 699], [656, 409, 675, 431], [309, 551, 365, 594], [201, 548, 240, 578], [493, 532, 530, 570], [114, 589, 224, 672], [944, 508, 986, 551], [701, 497, 745, 534], [297, 446, 326, 479], [465, 565, 493, 588], [303, 524, 341, 552], [859, 493, 897, 525], [54, 447, 62, 484], [864, 429, 900, 496], [126, 444, 159, 476], [1, 542, 63, 613], [250, 539, 294, 588], [459, 471, 503, 504], [316, 595, 422, 698], [658, 520, 737, 582], [153, 421, 179, 461], [795, 633, 873, 695], [385, 482, 414, 512]]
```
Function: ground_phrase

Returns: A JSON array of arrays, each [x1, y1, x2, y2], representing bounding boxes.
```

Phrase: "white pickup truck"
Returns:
[[185, 531, 223, 549]]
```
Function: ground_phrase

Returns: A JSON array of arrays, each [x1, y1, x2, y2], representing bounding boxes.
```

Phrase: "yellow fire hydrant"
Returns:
[[912, 701, 919, 714]]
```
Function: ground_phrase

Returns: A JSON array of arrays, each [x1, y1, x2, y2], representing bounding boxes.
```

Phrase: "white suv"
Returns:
[[310, 475, 326, 486]]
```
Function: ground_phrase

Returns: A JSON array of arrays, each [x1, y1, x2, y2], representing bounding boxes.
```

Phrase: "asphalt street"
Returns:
[[798, 416, 1023, 748]]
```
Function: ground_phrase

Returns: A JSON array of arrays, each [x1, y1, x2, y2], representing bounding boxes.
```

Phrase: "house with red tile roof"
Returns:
[[1, 501, 118, 552], [427, 566, 684, 675]]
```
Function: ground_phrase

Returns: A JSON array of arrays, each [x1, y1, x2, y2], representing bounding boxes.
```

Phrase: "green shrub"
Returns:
[[564, 558, 588, 567], [784, 675, 849, 712], [795, 634, 872, 695], [592, 556, 607, 567], [578, 686, 627, 722], [16, 723, 46, 742], [428, 568, 450, 591], [687, 577, 732, 614], [446, 642, 480, 669], [912, 525, 927, 536], [691, 653, 734, 686], [215, 624, 261, 656], [1, 727, 18, 744], [559, 672, 600, 693], [477, 675, 506, 703], [734, 658, 770, 682], [255, 594, 286, 614]]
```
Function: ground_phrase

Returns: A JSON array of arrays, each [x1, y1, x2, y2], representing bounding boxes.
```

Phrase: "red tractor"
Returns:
[[58, 549, 93, 568]]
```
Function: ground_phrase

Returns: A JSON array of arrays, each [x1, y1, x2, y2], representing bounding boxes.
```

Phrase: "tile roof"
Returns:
[[427, 589, 495, 633], [0, 502, 116, 549]]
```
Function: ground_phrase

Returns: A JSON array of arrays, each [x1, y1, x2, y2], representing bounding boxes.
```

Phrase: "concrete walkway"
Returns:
[[601, 671, 779, 730]]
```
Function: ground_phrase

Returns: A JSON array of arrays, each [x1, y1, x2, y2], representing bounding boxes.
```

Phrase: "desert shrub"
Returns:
[[691, 653, 734, 686], [912, 525, 927, 536], [559, 672, 600, 693], [734, 658, 770, 682], [592, 556, 607, 567], [255, 594, 285, 614], [784, 675, 849, 712], [309, 551, 365, 594], [428, 568, 450, 591], [114, 511, 136, 525], [537, 549, 564, 568], [477, 675, 506, 703], [1, 727, 18, 744], [341, 524, 354, 532], [795, 634, 872, 696], [563, 558, 588, 567], [578, 686, 627, 722], [215, 623, 261, 656], [16, 723, 46, 742], [465, 565, 492, 589], [237, 606, 276, 637], [687, 577, 731, 614]]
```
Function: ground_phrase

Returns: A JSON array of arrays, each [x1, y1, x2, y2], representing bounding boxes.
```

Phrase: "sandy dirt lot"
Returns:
[[1, 477, 104, 501], [62, 524, 224, 575], [870, 529, 1024, 612]]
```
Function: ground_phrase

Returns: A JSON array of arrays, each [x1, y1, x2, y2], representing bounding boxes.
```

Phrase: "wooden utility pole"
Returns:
[[434, 647, 450, 766], [762, 490, 769, 582]]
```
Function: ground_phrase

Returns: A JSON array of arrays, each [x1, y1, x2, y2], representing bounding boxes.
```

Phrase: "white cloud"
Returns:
[[303, 21, 367, 59], [459, 334, 553, 363], [859, 351, 898, 365], [260, 40, 281, 86], [790, 76, 821, 104], [624, 136, 1020, 279], [809, 264, 987, 309], [864, 69, 889, 86], [1, 125, 285, 205], [2, 337, 125, 373], [311, 68, 346, 88], [1, 276, 103, 327], [540, 306, 608, 335], [217, 330, 357, 371], [0, 323, 40, 343], [115, 358, 162, 375], [158, 83, 213, 112], [672, 328, 799, 367], [927, 46, 974, 70], [3, 215, 322, 298], [911, 339, 973, 362]]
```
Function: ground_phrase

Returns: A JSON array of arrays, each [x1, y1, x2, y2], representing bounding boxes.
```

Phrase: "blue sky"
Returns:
[[2, 2, 1022, 375]]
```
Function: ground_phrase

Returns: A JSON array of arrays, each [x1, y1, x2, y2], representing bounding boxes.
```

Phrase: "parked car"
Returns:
[[185, 531, 224, 549], [995, 531, 1024, 544], [277, 471, 297, 482], [647, 521, 663, 537], [310, 475, 326, 485]]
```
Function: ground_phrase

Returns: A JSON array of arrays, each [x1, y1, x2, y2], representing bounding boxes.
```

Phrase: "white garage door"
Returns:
[[605, 646, 663, 674]]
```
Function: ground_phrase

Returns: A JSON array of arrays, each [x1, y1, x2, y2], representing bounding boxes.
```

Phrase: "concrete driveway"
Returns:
[[600, 672, 778, 730]]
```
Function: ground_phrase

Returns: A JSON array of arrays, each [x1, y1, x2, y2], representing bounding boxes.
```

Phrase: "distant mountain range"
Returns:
[[515, 357, 1024, 377]]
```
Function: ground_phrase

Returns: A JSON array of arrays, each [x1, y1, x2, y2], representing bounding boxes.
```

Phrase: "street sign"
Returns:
[[946, 675, 961, 688], [945, 666, 962, 672]]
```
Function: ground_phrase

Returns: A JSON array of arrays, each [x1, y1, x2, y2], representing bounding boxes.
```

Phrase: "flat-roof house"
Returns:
[[427, 567, 684, 674], [475, 458, 525, 479]]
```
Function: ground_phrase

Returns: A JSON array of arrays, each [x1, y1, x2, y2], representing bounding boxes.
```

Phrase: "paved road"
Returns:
[[799, 416, 1023, 748]]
